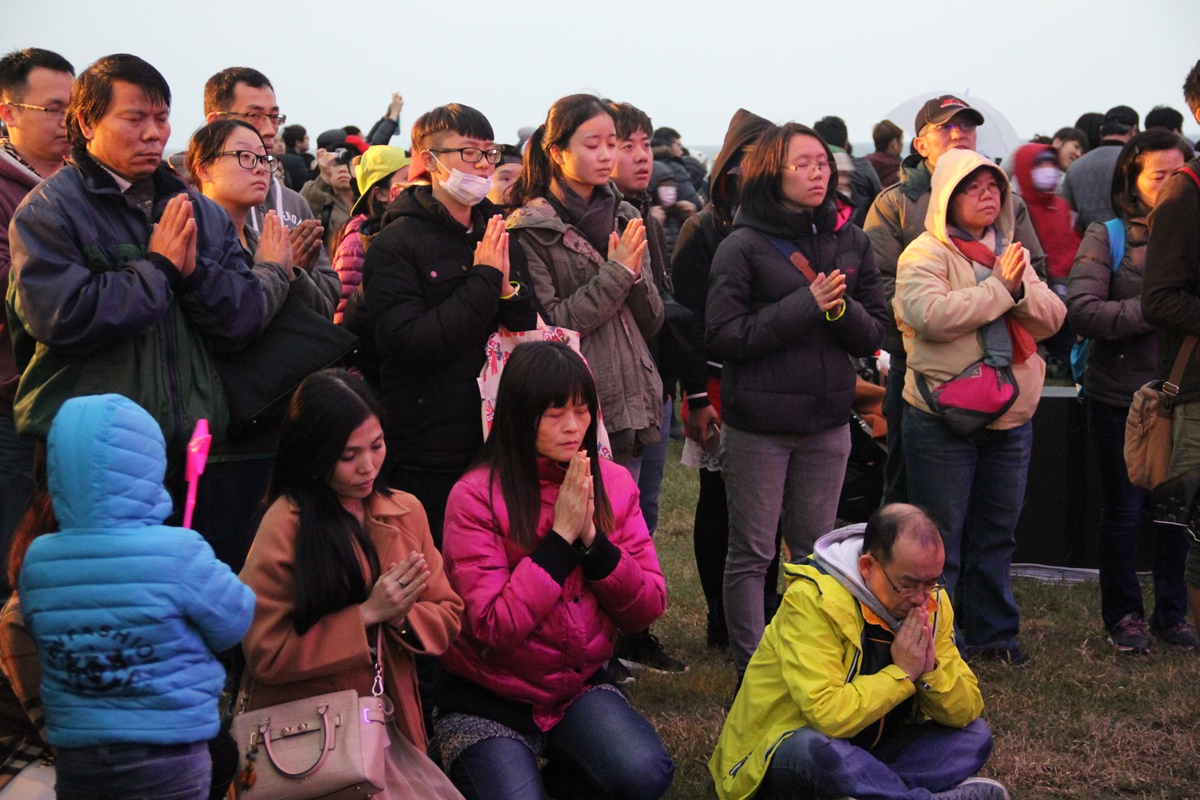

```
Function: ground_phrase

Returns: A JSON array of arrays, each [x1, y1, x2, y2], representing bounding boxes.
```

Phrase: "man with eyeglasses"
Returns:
[[202, 67, 340, 312], [360, 103, 536, 544], [7, 54, 267, 480], [711, 503, 1008, 800], [864, 95, 1045, 508], [0, 47, 74, 589]]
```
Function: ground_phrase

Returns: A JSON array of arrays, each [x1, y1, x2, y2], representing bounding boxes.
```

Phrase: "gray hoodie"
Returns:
[[810, 523, 902, 631]]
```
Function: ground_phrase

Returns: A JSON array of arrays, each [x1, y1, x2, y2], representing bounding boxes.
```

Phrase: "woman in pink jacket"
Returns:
[[437, 341, 674, 800]]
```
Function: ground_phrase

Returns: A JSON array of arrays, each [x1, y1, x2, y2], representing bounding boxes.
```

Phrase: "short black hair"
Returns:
[[1101, 105, 1140, 138], [0, 47, 73, 103], [1052, 127, 1088, 152], [872, 119, 903, 152], [410, 103, 493, 153], [282, 124, 306, 150], [1074, 112, 1105, 152], [1184, 59, 1200, 117], [67, 54, 169, 150], [203, 67, 273, 115], [651, 126, 681, 148], [863, 504, 942, 564], [813, 115, 849, 149], [606, 100, 652, 141], [1145, 105, 1185, 133]]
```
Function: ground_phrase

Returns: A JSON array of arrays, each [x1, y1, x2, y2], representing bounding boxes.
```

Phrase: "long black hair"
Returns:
[[477, 342, 614, 551], [508, 94, 612, 210], [267, 369, 387, 634]]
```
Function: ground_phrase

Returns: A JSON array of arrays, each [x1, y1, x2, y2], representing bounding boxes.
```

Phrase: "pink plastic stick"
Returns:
[[182, 419, 211, 530]]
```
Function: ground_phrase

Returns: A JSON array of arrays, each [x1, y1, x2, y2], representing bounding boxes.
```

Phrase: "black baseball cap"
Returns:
[[915, 95, 985, 134]]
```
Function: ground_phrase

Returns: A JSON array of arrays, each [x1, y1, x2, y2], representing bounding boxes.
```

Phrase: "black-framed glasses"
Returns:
[[3, 101, 68, 120], [218, 150, 278, 172], [213, 110, 287, 126], [429, 147, 503, 164], [878, 560, 944, 599]]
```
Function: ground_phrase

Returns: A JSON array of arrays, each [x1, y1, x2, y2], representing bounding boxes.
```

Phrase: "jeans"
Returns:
[[903, 405, 1031, 651], [755, 718, 993, 800], [1088, 399, 1188, 630], [722, 423, 851, 672], [881, 353, 909, 505], [637, 399, 673, 535], [55, 741, 211, 800], [449, 689, 674, 800]]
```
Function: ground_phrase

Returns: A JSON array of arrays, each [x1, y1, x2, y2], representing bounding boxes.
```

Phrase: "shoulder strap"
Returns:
[[1177, 163, 1200, 193], [761, 233, 818, 282], [1103, 218, 1124, 272], [1165, 335, 1200, 402]]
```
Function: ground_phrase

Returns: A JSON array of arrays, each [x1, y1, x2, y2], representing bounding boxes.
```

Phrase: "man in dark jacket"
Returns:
[[864, 94, 1046, 506], [1062, 105, 1139, 233], [1143, 58, 1200, 632], [0, 46, 73, 590], [813, 115, 882, 227], [6, 54, 265, 467], [361, 103, 536, 543]]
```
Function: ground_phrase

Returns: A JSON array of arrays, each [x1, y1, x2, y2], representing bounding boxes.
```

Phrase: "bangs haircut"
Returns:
[[67, 53, 170, 150], [410, 103, 494, 153], [203, 66, 273, 115], [1112, 129, 1195, 221], [185, 118, 263, 185], [738, 121, 835, 225], [478, 342, 614, 551], [606, 100, 652, 141]]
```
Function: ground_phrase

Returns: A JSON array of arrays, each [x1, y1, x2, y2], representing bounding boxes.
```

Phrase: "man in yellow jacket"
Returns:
[[710, 504, 1007, 800]]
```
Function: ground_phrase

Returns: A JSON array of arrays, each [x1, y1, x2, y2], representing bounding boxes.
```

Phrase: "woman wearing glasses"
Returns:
[[705, 122, 888, 679], [187, 118, 333, 318], [894, 149, 1064, 665]]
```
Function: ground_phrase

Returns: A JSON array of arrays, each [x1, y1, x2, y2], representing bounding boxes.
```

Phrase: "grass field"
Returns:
[[627, 438, 1200, 800]]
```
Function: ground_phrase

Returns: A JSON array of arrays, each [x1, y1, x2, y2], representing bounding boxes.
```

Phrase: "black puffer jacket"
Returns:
[[706, 133, 889, 435], [362, 186, 537, 473]]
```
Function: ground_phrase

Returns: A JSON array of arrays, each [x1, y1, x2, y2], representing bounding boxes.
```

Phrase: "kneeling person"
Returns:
[[710, 504, 1007, 800]]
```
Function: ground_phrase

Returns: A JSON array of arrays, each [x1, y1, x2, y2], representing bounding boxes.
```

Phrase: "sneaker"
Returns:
[[606, 658, 635, 685], [933, 776, 1010, 800], [1109, 613, 1151, 655], [1152, 620, 1199, 651], [967, 646, 1030, 667], [616, 630, 689, 673]]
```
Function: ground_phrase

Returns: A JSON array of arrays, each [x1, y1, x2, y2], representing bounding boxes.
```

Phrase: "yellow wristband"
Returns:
[[825, 301, 846, 322], [501, 281, 520, 300]]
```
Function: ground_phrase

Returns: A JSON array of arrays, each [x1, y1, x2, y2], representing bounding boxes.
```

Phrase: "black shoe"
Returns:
[[706, 608, 729, 649], [1109, 613, 1151, 655], [616, 630, 689, 673], [606, 657, 635, 685]]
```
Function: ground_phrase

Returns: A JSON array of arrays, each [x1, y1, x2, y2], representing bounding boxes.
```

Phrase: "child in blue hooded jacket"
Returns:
[[19, 394, 255, 800]]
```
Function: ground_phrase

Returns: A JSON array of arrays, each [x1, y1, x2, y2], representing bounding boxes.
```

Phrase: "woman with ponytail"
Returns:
[[506, 95, 664, 469]]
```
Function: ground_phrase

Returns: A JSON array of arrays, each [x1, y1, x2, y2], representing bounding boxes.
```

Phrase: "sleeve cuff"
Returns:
[[147, 252, 183, 287], [531, 530, 582, 585], [580, 530, 620, 581]]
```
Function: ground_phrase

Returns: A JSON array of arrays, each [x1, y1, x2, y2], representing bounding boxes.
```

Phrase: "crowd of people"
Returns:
[[0, 43, 1199, 800]]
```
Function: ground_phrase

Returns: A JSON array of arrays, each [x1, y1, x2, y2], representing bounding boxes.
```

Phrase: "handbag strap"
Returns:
[[371, 625, 385, 697], [1164, 335, 1199, 403], [763, 234, 819, 282]]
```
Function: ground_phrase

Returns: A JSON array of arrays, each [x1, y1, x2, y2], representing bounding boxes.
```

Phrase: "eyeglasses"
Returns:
[[878, 560, 944, 599], [218, 150, 279, 173], [213, 111, 287, 126], [921, 120, 977, 137], [3, 101, 68, 120], [958, 180, 1002, 199], [783, 159, 830, 173], [429, 147, 503, 165]]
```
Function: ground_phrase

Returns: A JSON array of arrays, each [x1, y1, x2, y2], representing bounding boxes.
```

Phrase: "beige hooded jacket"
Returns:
[[894, 149, 1065, 429]]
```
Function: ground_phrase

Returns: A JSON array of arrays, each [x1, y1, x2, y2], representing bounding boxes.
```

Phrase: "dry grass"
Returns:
[[627, 437, 1200, 800]]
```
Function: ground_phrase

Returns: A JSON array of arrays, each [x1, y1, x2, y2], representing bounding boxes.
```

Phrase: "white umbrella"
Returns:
[[883, 90, 1024, 162]]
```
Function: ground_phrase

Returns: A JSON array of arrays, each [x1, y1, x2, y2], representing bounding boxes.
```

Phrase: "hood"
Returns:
[[47, 394, 173, 530], [506, 182, 629, 235], [0, 142, 41, 191], [380, 184, 505, 232], [711, 109, 774, 188], [1012, 142, 1059, 207], [925, 148, 1015, 247], [809, 523, 902, 630]]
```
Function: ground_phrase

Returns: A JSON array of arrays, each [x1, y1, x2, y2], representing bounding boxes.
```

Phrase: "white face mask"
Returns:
[[1030, 165, 1060, 193], [432, 155, 492, 206], [657, 184, 678, 206]]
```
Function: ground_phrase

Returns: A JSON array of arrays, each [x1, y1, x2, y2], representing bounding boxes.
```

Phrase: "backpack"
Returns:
[[1069, 217, 1125, 385]]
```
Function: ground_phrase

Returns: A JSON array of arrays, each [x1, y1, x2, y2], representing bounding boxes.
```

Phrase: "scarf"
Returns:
[[948, 226, 1036, 365], [548, 178, 617, 257]]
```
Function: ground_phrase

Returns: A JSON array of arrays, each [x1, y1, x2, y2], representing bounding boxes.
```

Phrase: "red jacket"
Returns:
[[1014, 143, 1080, 281], [440, 457, 666, 730]]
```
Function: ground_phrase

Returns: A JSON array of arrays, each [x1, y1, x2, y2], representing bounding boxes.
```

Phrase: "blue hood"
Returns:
[[47, 394, 174, 529]]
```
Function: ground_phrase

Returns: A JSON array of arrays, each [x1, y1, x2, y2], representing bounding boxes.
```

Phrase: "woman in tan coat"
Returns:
[[239, 369, 464, 797]]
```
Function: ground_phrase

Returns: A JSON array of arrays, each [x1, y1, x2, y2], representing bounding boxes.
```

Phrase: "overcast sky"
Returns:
[[7, 0, 1200, 158]]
